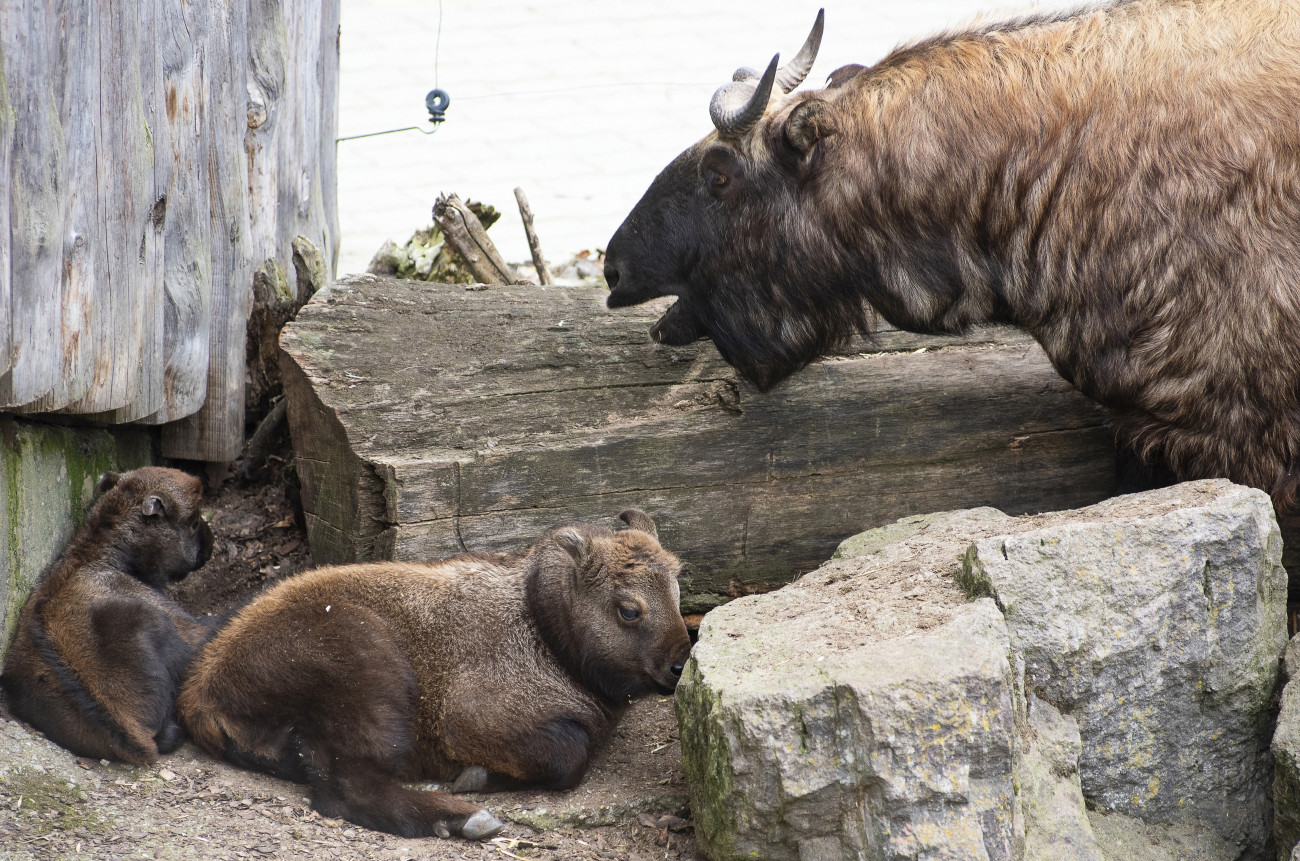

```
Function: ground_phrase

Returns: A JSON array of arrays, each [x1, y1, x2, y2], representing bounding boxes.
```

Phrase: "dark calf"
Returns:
[[1, 467, 215, 764]]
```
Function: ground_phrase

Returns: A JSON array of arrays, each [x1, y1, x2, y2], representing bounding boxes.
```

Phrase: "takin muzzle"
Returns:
[[0, 467, 217, 765], [177, 509, 691, 841]]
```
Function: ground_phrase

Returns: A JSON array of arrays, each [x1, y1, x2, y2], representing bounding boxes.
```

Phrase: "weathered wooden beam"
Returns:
[[281, 275, 1126, 610]]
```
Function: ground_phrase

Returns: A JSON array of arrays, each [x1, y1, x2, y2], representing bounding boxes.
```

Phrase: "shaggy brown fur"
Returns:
[[605, 0, 1300, 509], [177, 510, 691, 842], [1, 467, 216, 764]]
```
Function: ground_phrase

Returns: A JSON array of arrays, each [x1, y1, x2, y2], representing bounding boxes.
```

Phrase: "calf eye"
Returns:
[[619, 606, 642, 622], [706, 169, 728, 189]]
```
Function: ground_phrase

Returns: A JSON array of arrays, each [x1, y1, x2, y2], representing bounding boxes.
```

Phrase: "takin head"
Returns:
[[89, 467, 214, 586], [525, 509, 692, 704], [604, 10, 871, 392]]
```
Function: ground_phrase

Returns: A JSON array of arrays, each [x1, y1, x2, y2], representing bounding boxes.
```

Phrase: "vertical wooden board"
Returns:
[[103, 0, 167, 422], [145, 0, 213, 423], [280, 0, 323, 269], [319, 0, 341, 274], [0, 31, 14, 378], [0, 0, 63, 408], [162, 0, 252, 461], [49, 0, 107, 412], [71, 0, 152, 415], [245, 0, 287, 272]]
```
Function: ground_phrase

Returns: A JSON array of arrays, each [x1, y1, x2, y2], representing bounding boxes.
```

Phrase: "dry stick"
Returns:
[[513, 186, 553, 285], [432, 193, 514, 284]]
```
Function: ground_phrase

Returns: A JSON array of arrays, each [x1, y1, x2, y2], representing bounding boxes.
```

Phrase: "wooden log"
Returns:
[[281, 275, 1124, 610], [514, 186, 552, 285], [433, 193, 514, 284]]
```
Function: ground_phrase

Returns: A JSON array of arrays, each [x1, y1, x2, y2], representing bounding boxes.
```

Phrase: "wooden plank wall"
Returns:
[[0, 0, 340, 461]]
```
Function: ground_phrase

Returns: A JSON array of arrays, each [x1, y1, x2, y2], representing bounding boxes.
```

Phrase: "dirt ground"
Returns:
[[0, 429, 700, 861]]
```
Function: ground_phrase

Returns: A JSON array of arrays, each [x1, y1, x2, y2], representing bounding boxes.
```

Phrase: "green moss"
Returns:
[[4, 768, 106, 835], [0, 420, 152, 658], [388, 201, 502, 284], [675, 664, 739, 859], [957, 543, 997, 601]]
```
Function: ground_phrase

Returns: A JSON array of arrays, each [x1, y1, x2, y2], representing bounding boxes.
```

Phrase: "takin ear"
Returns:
[[783, 98, 839, 156], [141, 494, 165, 518], [555, 528, 588, 569], [95, 471, 122, 496], [617, 509, 658, 539]]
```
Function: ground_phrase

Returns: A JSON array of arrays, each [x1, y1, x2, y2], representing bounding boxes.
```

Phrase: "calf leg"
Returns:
[[179, 603, 503, 839], [314, 755, 502, 839], [446, 716, 593, 793]]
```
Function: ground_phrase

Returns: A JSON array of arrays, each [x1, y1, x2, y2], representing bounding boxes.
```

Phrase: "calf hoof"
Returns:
[[155, 722, 186, 755], [451, 765, 488, 793], [461, 809, 504, 841]]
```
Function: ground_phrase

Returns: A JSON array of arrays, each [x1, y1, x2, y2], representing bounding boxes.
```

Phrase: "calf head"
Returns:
[[91, 467, 213, 587], [526, 510, 692, 704]]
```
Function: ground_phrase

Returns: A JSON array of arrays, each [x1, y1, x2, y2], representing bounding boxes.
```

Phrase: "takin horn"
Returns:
[[710, 54, 779, 137], [708, 9, 824, 137], [775, 8, 824, 94]]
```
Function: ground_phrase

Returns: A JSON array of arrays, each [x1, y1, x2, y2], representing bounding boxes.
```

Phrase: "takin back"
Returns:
[[604, 0, 1300, 509], [1, 467, 216, 764], [177, 510, 691, 841]]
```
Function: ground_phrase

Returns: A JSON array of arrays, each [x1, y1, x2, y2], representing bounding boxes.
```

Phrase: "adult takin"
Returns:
[[604, 0, 1300, 509], [177, 510, 691, 842], [1, 467, 216, 764]]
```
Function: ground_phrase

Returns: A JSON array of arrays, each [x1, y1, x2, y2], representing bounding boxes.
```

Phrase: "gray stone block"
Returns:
[[965, 481, 1285, 854], [679, 480, 1286, 861]]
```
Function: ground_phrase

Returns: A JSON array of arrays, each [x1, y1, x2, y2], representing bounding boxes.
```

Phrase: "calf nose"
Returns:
[[604, 260, 620, 292]]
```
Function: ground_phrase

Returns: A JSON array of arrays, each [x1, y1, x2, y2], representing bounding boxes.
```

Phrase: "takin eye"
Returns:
[[700, 147, 743, 198], [618, 606, 642, 622]]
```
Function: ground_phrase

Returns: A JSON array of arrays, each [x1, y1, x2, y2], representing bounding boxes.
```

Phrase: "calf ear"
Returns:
[[617, 509, 658, 539], [555, 528, 587, 568], [141, 495, 165, 518], [96, 471, 122, 496], [784, 98, 838, 156]]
